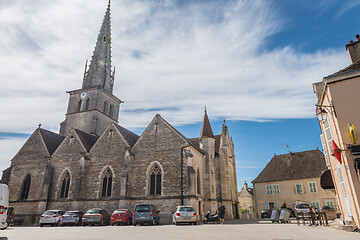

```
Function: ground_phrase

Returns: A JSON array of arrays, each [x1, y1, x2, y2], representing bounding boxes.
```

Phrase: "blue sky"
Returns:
[[0, 0, 359, 189]]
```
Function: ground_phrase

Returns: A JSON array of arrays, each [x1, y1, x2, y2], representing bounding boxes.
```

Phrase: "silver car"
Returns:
[[295, 203, 311, 215], [172, 206, 197, 225], [60, 211, 83, 226], [39, 210, 65, 227]]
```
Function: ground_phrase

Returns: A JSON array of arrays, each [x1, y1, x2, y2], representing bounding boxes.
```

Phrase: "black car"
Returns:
[[261, 209, 271, 218]]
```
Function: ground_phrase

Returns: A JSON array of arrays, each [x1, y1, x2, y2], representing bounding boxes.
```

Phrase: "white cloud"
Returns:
[[0, 137, 27, 177], [0, 0, 350, 135]]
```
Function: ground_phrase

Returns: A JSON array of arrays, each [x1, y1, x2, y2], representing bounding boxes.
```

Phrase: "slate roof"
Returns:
[[200, 110, 214, 138], [188, 135, 222, 154], [74, 129, 99, 152], [39, 128, 65, 155], [114, 124, 140, 147], [252, 149, 327, 183], [325, 59, 360, 79], [0, 166, 12, 184]]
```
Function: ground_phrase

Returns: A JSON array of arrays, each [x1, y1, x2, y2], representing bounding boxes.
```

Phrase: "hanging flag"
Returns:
[[332, 140, 342, 164]]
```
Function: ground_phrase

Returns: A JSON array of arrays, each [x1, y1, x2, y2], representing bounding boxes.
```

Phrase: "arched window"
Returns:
[[101, 168, 112, 197], [20, 174, 31, 200], [197, 169, 201, 195], [77, 100, 82, 112], [85, 98, 90, 111], [60, 171, 70, 198], [103, 101, 107, 114], [149, 164, 162, 195], [109, 105, 113, 118]]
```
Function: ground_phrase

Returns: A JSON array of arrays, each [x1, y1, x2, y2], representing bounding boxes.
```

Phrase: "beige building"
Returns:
[[237, 182, 254, 218], [252, 150, 336, 218], [313, 36, 360, 228]]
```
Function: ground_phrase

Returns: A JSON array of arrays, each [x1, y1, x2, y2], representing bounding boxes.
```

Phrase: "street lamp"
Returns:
[[316, 103, 335, 123]]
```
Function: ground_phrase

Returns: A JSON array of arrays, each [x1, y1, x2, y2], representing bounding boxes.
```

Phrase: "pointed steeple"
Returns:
[[200, 108, 214, 138], [82, 0, 114, 93]]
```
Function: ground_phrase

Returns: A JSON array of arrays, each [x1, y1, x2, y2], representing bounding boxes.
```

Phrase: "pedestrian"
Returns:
[[281, 202, 287, 209], [217, 201, 226, 224]]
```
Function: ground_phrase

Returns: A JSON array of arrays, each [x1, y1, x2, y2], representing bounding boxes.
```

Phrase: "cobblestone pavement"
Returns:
[[0, 220, 359, 240]]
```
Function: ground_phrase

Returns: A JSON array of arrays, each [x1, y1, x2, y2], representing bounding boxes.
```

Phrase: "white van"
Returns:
[[0, 184, 9, 230]]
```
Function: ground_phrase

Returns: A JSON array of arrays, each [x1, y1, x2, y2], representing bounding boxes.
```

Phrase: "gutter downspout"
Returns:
[[180, 146, 190, 206]]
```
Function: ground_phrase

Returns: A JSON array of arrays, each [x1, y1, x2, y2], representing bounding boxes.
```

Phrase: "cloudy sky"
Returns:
[[0, 0, 358, 188]]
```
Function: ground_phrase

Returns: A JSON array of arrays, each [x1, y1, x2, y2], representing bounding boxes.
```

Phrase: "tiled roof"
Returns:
[[39, 128, 65, 155], [114, 124, 140, 147], [325, 59, 360, 79], [252, 149, 327, 183], [74, 129, 99, 152], [200, 110, 214, 138]]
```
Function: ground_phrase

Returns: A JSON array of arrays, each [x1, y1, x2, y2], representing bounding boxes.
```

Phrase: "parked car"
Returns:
[[82, 209, 110, 226], [111, 209, 132, 225], [132, 204, 160, 226], [0, 184, 9, 230], [39, 210, 65, 227], [295, 203, 311, 215], [261, 209, 271, 218], [287, 208, 296, 217], [172, 206, 197, 225], [60, 211, 83, 226]]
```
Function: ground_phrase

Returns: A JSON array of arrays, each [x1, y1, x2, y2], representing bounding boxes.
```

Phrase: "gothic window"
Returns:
[[101, 168, 112, 197], [149, 164, 162, 195], [109, 105, 113, 118], [85, 98, 90, 111], [197, 169, 201, 195], [77, 100, 82, 112], [103, 102, 107, 114], [20, 174, 31, 200], [60, 171, 70, 198]]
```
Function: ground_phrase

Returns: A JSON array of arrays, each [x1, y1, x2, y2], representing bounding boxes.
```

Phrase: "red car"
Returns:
[[111, 209, 132, 225]]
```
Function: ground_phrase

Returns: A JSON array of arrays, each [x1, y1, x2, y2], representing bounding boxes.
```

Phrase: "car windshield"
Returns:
[[64, 212, 80, 215], [114, 210, 127, 214], [135, 205, 151, 212], [43, 211, 58, 215], [296, 204, 310, 209], [178, 207, 194, 212], [86, 210, 101, 214]]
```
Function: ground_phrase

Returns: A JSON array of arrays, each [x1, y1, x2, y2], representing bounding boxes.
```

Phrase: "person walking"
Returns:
[[217, 201, 226, 224]]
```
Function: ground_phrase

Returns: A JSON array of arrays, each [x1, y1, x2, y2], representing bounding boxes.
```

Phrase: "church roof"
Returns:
[[39, 128, 65, 155], [114, 124, 140, 147], [252, 149, 327, 183], [74, 129, 99, 152], [200, 110, 214, 138]]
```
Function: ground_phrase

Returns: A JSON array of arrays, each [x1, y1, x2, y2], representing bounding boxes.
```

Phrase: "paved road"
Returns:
[[0, 220, 359, 240]]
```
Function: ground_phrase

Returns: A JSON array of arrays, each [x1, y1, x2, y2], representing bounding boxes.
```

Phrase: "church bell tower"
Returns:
[[60, 0, 122, 136]]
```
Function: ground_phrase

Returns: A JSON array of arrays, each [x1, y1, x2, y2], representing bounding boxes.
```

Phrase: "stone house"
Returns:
[[237, 182, 254, 218], [313, 35, 360, 228], [252, 150, 336, 218], [0, 2, 239, 225]]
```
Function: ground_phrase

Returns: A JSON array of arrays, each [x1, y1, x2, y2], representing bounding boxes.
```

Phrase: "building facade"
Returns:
[[252, 150, 336, 218], [313, 36, 360, 228], [237, 182, 254, 218], [0, 2, 239, 224]]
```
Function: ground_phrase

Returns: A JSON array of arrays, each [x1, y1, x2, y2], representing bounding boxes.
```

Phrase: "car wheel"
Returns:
[[40, 224, 44, 227], [133, 222, 137, 226], [82, 223, 86, 227]]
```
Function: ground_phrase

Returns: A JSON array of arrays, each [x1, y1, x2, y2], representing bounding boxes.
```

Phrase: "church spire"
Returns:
[[200, 108, 214, 138], [82, 0, 114, 93]]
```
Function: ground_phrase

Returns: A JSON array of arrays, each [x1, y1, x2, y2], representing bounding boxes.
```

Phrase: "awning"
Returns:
[[320, 170, 335, 190]]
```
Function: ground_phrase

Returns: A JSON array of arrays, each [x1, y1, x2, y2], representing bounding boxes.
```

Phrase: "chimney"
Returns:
[[346, 34, 360, 63]]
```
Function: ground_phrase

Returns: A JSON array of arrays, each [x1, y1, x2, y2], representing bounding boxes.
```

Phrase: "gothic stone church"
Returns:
[[1, 2, 239, 224]]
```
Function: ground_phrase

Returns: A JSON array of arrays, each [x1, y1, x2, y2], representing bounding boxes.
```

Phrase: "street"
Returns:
[[0, 220, 359, 240]]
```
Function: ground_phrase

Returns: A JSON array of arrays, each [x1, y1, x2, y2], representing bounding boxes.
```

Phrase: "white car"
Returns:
[[0, 184, 9, 230], [295, 203, 311, 215], [39, 210, 65, 227], [172, 206, 197, 225]]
